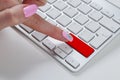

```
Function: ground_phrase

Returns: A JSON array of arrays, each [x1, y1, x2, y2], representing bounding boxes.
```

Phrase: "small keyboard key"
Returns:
[[81, 0, 92, 4], [99, 17, 120, 33], [90, 2, 102, 11], [66, 33, 94, 58], [113, 16, 120, 24], [74, 14, 89, 25], [19, 24, 33, 33], [67, 0, 81, 8], [106, 0, 120, 9], [78, 30, 94, 42], [101, 9, 114, 18], [36, 10, 47, 19], [65, 56, 80, 69], [63, 7, 78, 18], [58, 43, 73, 55], [78, 3, 92, 14], [57, 15, 72, 27], [32, 31, 47, 42], [46, 8, 61, 19], [39, 4, 51, 12], [47, 0, 56, 4], [42, 39, 56, 50], [85, 21, 101, 33], [88, 10, 103, 21], [67, 22, 83, 34], [54, 48, 67, 59], [53, 1, 67, 11]]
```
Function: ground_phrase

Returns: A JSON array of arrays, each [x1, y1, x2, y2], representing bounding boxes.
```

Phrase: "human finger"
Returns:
[[23, 14, 73, 42], [0, 4, 38, 30], [23, 0, 47, 6]]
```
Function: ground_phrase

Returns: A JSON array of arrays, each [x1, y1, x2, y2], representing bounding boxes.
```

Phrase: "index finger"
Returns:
[[23, 0, 47, 6]]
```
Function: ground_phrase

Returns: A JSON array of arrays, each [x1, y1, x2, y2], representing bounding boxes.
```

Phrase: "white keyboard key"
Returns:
[[39, 4, 51, 12], [74, 14, 89, 25], [67, 0, 81, 7], [90, 35, 107, 49], [42, 39, 56, 50], [99, 17, 120, 32], [90, 2, 102, 11], [78, 30, 94, 42], [101, 9, 114, 18], [96, 27, 112, 39], [85, 21, 101, 33], [81, 0, 92, 4], [106, 0, 120, 9], [47, 0, 56, 4], [63, 7, 78, 18], [113, 16, 120, 24], [46, 8, 61, 19], [78, 3, 92, 14], [57, 15, 72, 27], [67, 22, 83, 34], [90, 27, 112, 49], [19, 24, 33, 33], [58, 43, 73, 54], [32, 31, 47, 41], [53, 1, 67, 11], [88, 10, 103, 21], [36, 10, 47, 19], [65, 56, 80, 69], [54, 48, 67, 59]]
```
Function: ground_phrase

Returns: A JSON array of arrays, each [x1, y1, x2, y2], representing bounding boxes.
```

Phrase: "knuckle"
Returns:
[[5, 9, 19, 25]]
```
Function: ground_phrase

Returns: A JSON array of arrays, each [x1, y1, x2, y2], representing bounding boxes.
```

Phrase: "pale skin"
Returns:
[[0, 0, 72, 42]]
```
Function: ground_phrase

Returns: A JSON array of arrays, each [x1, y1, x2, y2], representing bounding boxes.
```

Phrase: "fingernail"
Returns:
[[62, 31, 73, 42], [24, 4, 38, 17]]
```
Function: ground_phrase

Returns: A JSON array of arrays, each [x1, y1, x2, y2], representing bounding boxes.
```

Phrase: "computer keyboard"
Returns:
[[15, 0, 120, 72]]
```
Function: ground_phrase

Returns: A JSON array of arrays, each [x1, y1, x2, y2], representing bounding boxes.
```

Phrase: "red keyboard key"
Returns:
[[66, 33, 94, 58]]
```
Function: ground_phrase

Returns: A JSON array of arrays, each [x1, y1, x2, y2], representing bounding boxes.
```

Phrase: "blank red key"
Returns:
[[66, 33, 94, 58]]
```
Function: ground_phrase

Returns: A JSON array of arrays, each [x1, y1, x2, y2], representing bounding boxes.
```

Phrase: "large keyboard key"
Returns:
[[90, 27, 112, 49], [99, 17, 120, 32], [66, 33, 94, 58]]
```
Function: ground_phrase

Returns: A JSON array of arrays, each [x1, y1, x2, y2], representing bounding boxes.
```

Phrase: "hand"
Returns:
[[0, 0, 73, 42]]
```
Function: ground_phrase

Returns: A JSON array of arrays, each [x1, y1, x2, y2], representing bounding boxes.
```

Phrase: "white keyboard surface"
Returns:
[[15, 0, 120, 72]]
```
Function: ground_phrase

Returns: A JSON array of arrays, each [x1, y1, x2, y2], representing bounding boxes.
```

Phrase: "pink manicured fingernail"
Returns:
[[24, 4, 38, 17], [62, 31, 73, 42]]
